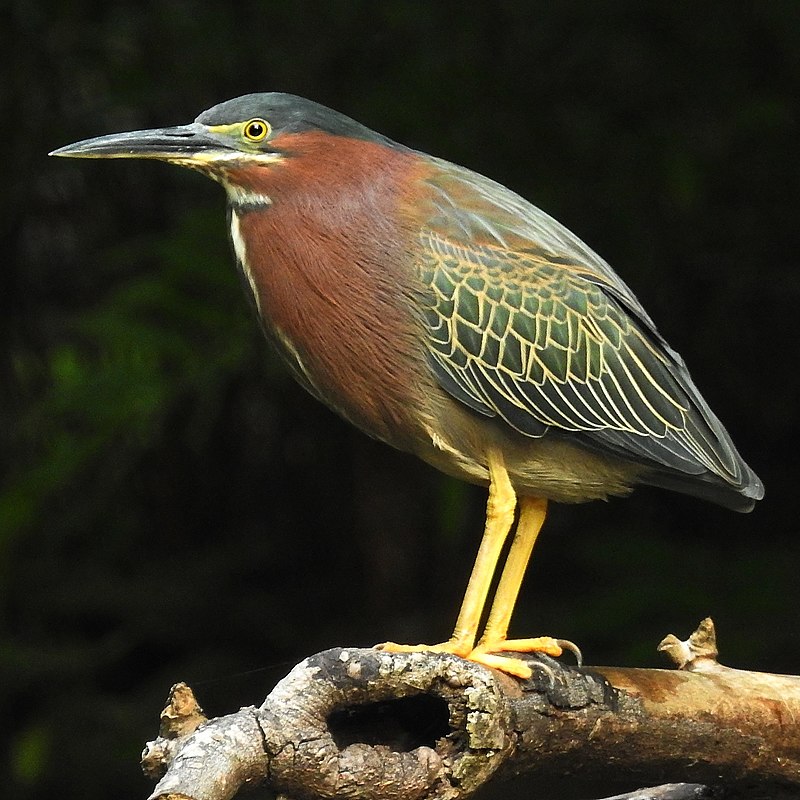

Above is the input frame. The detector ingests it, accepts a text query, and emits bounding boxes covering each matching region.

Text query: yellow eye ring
[243,118,270,142]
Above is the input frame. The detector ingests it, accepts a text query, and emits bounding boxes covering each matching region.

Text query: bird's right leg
[377,449,516,657]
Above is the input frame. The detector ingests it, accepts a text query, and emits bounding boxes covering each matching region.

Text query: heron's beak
[50,123,241,165]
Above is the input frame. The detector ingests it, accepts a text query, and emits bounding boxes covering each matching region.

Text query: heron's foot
[377,635,580,680]
[377,639,533,678]
[470,636,583,679]
[376,638,472,658]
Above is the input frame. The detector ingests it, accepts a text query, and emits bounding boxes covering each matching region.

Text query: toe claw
[528,659,557,687]
[556,639,583,667]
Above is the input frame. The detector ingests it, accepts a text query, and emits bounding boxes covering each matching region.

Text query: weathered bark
[141,620,800,800]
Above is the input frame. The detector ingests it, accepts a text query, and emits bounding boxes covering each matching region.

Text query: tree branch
[141,620,800,800]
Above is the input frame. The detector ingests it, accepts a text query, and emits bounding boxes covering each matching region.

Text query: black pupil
[248,122,264,138]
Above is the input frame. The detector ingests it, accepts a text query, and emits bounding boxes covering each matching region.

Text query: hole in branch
[328,694,451,752]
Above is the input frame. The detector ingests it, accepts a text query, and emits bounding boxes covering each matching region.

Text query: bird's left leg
[469,496,563,678]
[377,448,516,658]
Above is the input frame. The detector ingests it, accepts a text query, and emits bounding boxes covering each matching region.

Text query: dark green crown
[196,93,396,146]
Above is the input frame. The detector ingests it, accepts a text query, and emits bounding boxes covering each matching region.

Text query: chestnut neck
[219,133,430,449]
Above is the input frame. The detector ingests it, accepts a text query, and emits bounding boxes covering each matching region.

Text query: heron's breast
[226,165,432,449]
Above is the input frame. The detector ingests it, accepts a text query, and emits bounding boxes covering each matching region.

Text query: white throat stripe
[230,211,262,315]
[225,184,273,209]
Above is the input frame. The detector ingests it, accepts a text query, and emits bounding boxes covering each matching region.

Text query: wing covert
[418,229,739,481]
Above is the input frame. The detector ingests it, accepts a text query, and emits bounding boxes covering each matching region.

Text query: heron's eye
[243,118,270,142]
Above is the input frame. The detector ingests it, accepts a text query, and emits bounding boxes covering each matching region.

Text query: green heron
[52,93,763,679]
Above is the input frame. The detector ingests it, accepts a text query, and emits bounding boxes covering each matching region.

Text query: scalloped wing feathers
[417,160,763,508]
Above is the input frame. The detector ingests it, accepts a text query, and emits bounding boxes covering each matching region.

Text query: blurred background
[3,2,799,799]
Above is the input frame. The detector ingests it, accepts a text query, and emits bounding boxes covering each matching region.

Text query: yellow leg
[480,496,548,644]
[470,497,562,678]
[447,450,517,651]
[379,462,573,680]
[378,449,516,657]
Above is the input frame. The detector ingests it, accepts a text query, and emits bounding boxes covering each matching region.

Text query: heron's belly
[412,393,645,503]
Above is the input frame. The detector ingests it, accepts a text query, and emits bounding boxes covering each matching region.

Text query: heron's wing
[417,160,751,486]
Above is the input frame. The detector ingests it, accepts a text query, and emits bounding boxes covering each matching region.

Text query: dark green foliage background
[3,3,799,798]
